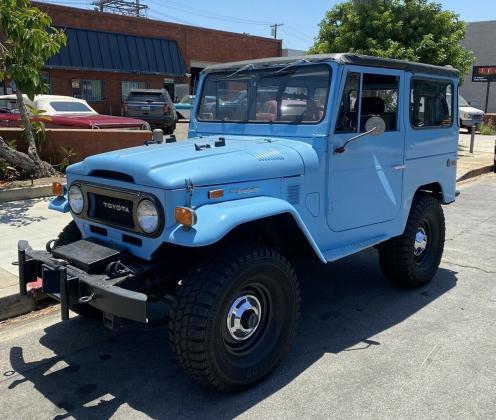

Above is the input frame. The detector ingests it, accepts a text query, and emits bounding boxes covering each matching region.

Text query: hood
[68,136,305,189]
[459,106,484,115]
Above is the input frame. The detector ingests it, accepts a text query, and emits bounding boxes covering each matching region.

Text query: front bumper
[461,118,483,127]
[125,114,175,126]
[18,239,150,323]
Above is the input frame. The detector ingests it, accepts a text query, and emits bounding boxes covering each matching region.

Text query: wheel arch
[163,197,326,263]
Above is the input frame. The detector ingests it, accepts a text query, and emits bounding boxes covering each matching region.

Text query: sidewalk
[457,133,495,181]
[0,197,71,321]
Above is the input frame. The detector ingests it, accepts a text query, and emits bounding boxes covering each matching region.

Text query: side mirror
[334,117,386,154]
[364,117,386,136]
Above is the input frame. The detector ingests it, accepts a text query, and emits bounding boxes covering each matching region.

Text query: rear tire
[169,243,300,392]
[379,194,445,288]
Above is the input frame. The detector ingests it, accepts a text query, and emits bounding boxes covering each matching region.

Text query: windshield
[197,64,331,124]
[458,95,470,107]
[49,101,94,113]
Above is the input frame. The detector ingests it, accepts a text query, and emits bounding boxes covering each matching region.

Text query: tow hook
[78,292,95,304]
[105,260,133,278]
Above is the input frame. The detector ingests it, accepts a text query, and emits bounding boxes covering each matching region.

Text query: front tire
[168,244,300,392]
[379,194,445,288]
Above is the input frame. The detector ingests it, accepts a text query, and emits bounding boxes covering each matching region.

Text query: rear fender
[164,196,326,262]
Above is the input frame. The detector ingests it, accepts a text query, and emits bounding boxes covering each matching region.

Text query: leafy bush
[480,122,496,136]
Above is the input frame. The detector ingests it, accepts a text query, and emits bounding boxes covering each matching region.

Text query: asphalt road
[0,175,495,419]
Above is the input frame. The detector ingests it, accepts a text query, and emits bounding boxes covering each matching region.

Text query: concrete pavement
[457,133,495,181]
[0,174,494,419]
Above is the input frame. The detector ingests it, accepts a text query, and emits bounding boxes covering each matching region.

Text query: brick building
[1,2,282,115]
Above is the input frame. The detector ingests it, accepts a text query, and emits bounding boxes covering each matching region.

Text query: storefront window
[121,81,148,100]
[73,80,104,101]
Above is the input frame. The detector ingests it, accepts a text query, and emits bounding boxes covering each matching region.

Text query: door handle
[393,164,406,170]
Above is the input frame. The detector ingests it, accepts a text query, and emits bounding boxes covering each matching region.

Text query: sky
[39,0,496,51]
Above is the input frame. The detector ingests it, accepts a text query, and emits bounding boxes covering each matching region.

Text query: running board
[322,235,388,262]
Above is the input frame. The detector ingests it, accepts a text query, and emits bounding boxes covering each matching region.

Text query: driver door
[327,67,405,232]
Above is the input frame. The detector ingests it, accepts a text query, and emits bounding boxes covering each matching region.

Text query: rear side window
[126,92,168,103]
[410,79,453,128]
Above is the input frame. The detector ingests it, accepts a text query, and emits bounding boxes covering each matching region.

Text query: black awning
[46,27,187,76]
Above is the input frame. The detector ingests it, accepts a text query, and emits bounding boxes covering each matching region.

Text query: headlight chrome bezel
[136,199,160,234]
[68,184,84,214]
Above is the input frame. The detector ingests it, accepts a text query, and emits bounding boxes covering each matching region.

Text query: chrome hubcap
[226,294,262,341]
[414,227,428,257]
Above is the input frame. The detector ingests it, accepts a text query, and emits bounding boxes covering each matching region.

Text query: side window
[335,72,360,133]
[410,79,453,128]
[360,74,399,132]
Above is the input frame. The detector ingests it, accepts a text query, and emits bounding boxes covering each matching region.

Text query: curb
[0,185,54,203]
[0,283,50,322]
[0,289,34,322]
[456,165,494,183]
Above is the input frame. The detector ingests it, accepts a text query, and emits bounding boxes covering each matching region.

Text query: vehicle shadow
[7,249,457,419]
[0,198,48,227]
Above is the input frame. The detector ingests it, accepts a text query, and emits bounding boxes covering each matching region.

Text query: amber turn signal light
[208,189,224,199]
[52,182,64,196]
[175,207,197,228]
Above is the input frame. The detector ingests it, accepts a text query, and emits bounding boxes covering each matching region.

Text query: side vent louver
[287,185,300,205]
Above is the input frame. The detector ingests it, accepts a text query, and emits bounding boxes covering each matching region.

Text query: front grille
[91,193,135,228]
[74,183,163,237]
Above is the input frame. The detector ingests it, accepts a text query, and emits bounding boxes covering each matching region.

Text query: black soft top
[203,53,459,78]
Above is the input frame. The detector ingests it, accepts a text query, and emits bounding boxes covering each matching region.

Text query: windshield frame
[196,63,332,126]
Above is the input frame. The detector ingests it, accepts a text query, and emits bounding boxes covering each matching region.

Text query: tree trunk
[0,91,56,178]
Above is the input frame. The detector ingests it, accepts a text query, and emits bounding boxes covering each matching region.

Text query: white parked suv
[459,95,484,130]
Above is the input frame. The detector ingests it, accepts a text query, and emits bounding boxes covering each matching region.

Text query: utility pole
[270,23,283,39]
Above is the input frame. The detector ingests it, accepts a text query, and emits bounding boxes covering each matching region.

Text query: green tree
[309,0,474,77]
[0,0,66,178]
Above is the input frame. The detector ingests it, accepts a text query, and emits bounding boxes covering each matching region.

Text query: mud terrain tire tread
[168,243,300,392]
[379,194,445,288]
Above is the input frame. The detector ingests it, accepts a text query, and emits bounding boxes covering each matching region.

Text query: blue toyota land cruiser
[18,54,459,392]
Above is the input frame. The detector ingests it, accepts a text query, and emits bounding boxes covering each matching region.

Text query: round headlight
[137,199,159,234]
[68,185,84,214]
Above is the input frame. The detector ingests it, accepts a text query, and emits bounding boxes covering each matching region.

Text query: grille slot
[90,170,134,183]
[90,225,107,236]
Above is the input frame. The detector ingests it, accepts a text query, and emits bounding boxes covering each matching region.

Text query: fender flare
[48,195,70,213]
[164,196,326,263]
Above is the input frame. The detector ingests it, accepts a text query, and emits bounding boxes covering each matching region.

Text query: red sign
[472,66,496,82]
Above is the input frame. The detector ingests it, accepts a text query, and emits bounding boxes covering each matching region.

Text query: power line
[147,0,273,26]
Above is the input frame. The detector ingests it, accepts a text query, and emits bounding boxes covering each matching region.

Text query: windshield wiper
[225,63,255,79]
[259,58,310,79]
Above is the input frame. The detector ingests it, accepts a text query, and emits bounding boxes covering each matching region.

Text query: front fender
[164,196,326,263]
